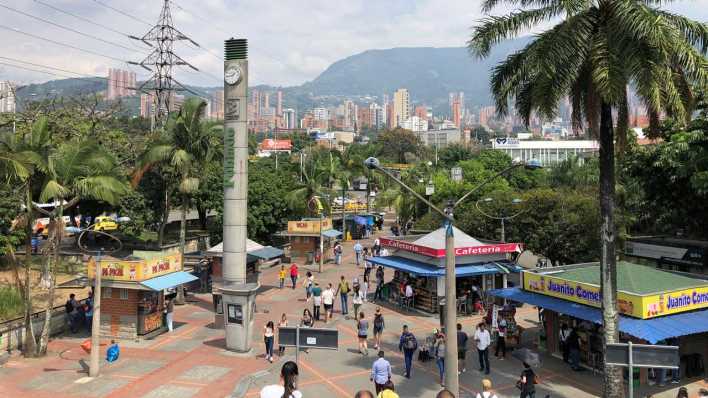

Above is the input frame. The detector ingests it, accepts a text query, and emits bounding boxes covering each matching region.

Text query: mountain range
[16,38,530,113]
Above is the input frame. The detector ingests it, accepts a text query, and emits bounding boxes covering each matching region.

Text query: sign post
[605,342,679,398]
[278,326,338,365]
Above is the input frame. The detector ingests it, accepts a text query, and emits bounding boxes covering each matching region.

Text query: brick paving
[2,228,708,397]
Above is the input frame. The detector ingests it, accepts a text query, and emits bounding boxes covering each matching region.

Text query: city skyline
[0,0,704,88]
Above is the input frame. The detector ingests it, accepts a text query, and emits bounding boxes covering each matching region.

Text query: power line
[0,2,145,54]
[33,0,152,51]
[0,24,127,64]
[91,0,153,27]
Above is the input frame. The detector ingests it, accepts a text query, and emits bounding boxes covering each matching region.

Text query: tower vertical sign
[220,38,258,353]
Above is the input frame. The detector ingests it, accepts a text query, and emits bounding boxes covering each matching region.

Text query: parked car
[93,216,118,231]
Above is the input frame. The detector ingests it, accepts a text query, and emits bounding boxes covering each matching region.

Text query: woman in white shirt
[277,314,288,356]
[264,321,275,363]
[260,361,302,398]
[474,378,498,398]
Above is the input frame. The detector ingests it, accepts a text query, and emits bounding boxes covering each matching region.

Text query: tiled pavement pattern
[2,228,708,397]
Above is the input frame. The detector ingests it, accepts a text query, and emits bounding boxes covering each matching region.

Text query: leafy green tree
[470,0,706,392]
[437,143,476,168]
[378,127,423,163]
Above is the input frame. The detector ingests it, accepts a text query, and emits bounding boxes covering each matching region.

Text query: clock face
[225,66,241,85]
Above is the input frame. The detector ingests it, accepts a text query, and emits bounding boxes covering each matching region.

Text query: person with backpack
[434,331,446,386]
[398,325,418,378]
[353,285,364,321]
[517,362,537,398]
[336,275,351,316]
[373,308,385,350]
[457,323,469,373]
[476,378,499,398]
[65,293,79,333]
[374,266,385,301]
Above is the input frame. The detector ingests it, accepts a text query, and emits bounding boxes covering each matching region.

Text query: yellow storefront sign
[523,272,708,319]
[287,218,332,234]
[87,250,182,282]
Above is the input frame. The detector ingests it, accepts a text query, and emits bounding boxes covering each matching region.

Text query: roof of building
[412,226,483,250]
[549,262,707,295]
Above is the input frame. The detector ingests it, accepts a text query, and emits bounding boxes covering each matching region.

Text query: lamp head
[364,157,380,170]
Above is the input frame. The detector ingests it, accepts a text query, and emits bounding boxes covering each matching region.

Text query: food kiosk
[87,248,198,340]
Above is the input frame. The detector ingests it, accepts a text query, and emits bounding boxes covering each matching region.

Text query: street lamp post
[364,157,541,397]
[475,197,527,242]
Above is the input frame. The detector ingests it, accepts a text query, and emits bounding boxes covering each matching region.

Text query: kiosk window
[120,289,129,300]
[103,287,112,298]
[227,304,243,325]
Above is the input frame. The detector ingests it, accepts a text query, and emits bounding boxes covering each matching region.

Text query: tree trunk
[175,195,187,305]
[23,185,38,357]
[38,207,62,356]
[157,189,170,246]
[599,101,623,398]
[197,206,208,230]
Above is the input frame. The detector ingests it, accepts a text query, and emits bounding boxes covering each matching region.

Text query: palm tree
[33,138,126,355]
[137,98,218,280]
[470,1,706,395]
[1,117,50,357]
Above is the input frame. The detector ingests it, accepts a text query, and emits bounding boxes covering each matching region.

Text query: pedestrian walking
[370,350,392,395]
[373,308,385,350]
[559,323,570,363]
[260,361,301,398]
[354,241,363,266]
[363,276,369,302]
[353,285,364,321]
[289,263,299,289]
[398,325,418,378]
[364,248,373,280]
[165,297,175,332]
[374,266,385,301]
[303,271,314,301]
[312,282,322,321]
[567,328,582,371]
[475,379,499,398]
[373,238,381,256]
[517,362,537,398]
[457,323,469,373]
[336,276,351,316]
[334,242,343,265]
[357,311,369,355]
[474,322,491,375]
[434,331,446,386]
[264,321,275,362]
[322,283,335,322]
[278,313,288,356]
[495,318,507,359]
[278,265,287,289]
[300,309,313,354]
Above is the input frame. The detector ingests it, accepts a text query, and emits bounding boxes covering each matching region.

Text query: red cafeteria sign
[379,237,521,258]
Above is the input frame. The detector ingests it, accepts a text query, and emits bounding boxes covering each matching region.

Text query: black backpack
[65,300,73,314]
[404,333,417,350]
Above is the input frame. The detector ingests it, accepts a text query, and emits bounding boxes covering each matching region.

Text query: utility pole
[129,0,200,130]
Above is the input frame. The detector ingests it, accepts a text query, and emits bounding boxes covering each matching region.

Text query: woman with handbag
[517,362,537,398]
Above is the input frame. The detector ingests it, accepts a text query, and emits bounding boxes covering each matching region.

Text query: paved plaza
[1,232,707,398]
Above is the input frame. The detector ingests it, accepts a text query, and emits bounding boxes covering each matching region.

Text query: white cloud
[0,0,706,87]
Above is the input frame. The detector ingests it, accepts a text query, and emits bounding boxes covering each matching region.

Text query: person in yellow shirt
[278,265,286,289]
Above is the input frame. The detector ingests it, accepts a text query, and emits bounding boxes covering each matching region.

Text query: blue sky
[0,0,706,87]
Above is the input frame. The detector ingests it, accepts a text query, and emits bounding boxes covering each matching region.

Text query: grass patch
[0,287,23,320]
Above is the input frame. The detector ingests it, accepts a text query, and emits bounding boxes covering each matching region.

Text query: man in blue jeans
[335,276,350,315]
[398,325,418,378]
[353,241,363,266]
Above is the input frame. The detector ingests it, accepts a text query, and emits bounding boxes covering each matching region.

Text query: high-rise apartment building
[283,108,296,129]
[276,91,283,116]
[140,93,155,119]
[313,107,329,121]
[212,90,224,120]
[0,81,16,113]
[450,92,464,128]
[106,68,136,100]
[264,92,270,110]
[414,105,428,121]
[393,88,410,128]
[480,106,496,127]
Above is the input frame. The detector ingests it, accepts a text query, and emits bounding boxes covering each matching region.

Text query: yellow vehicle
[93,216,118,231]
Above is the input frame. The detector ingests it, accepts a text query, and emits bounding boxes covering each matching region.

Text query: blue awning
[322,229,343,238]
[368,256,517,278]
[140,271,199,291]
[368,256,441,277]
[249,246,284,260]
[488,288,708,343]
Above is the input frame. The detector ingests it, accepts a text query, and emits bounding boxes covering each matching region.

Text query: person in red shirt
[289,264,299,289]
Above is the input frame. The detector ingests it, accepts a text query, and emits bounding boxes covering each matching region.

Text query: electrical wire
[91,0,153,27]
[0,24,128,64]
[0,2,145,54]
[33,0,152,51]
